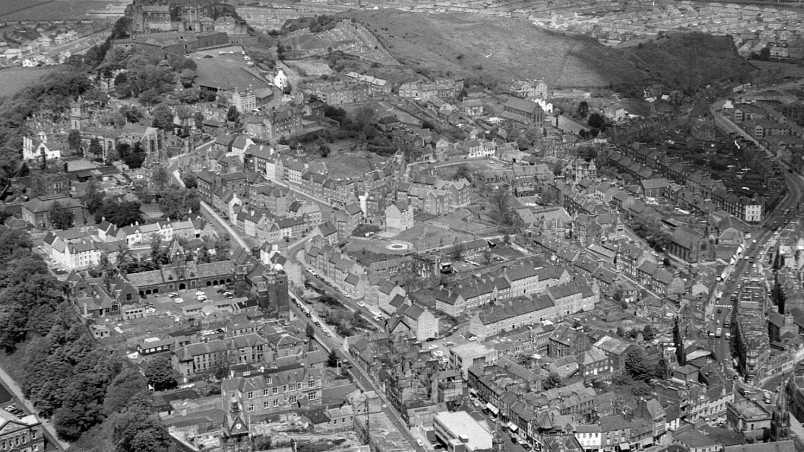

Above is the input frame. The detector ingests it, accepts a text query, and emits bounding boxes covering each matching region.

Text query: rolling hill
[339,10,754,89]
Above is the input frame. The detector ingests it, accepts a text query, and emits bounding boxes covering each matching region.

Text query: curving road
[709,107,804,378]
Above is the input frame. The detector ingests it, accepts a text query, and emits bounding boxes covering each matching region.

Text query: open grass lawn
[393,223,474,251]
[318,149,388,178]
[0,67,59,98]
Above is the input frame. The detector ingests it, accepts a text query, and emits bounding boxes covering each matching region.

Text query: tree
[120,105,143,123]
[577,101,589,118]
[192,111,204,129]
[306,323,315,339]
[150,235,168,266]
[214,238,231,261]
[759,47,771,60]
[109,393,169,452]
[451,238,464,261]
[151,104,174,131]
[587,112,606,130]
[178,69,196,88]
[327,350,338,368]
[543,372,561,390]
[642,325,655,342]
[67,130,81,152]
[489,188,518,231]
[150,167,170,191]
[50,202,74,229]
[453,165,473,183]
[95,200,143,227]
[319,145,330,158]
[89,137,103,160]
[143,355,177,391]
[624,347,651,382]
[181,173,197,189]
[226,106,240,123]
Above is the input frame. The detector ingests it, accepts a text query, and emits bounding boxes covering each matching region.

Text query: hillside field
[340,10,754,89]
[0,67,60,98]
[0,0,115,21]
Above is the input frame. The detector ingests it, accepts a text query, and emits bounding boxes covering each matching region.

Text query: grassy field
[0,67,58,98]
[621,32,755,88]
[317,149,388,178]
[341,10,648,88]
[0,0,52,18]
[340,10,754,89]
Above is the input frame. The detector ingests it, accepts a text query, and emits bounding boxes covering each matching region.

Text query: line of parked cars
[4,403,23,417]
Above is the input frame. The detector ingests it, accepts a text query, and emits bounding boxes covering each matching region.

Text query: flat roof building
[433,411,493,452]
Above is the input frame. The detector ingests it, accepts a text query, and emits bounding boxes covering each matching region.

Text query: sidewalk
[0,362,69,451]
[295,250,363,301]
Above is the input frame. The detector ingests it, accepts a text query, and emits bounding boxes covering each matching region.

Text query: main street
[709,106,804,378]
[288,297,424,452]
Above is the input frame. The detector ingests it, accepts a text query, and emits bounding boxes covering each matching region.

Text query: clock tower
[222,398,252,452]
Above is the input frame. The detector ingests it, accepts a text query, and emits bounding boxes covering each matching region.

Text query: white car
[145,308,156,314]
[357,302,367,308]
[427,344,438,351]
[174,298,185,304]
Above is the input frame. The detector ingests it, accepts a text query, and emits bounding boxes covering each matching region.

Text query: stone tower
[70,96,89,131]
[771,382,791,442]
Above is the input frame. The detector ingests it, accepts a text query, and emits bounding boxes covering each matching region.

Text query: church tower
[70,96,89,131]
[771,382,791,442]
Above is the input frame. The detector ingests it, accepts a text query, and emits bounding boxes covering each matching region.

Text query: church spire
[771,381,791,442]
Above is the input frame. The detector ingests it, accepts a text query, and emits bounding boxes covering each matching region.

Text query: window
[247,403,254,412]
[247,392,254,399]
[263,389,270,397]
[263,401,270,409]
[273,399,279,407]
[290,395,297,403]
[297,382,303,390]
[283,385,288,393]
[272,387,278,395]
[308,392,316,401]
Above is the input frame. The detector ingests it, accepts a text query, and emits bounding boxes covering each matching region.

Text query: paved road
[288,300,423,452]
[0,363,68,451]
[709,108,804,378]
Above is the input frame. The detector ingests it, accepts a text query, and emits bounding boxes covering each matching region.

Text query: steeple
[771,381,791,441]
